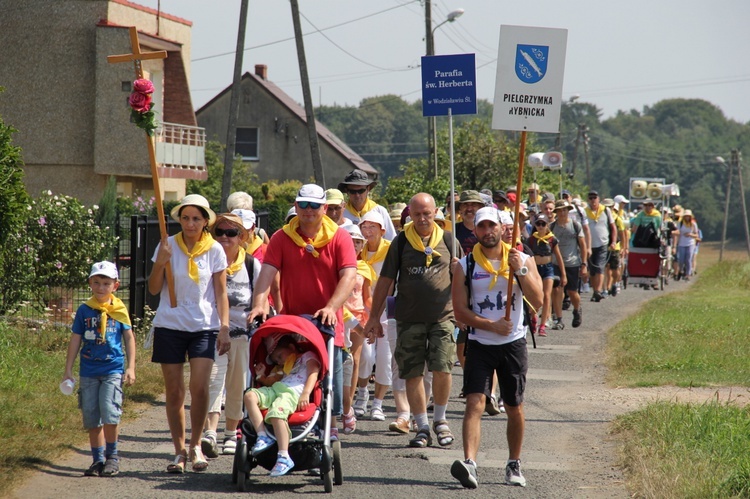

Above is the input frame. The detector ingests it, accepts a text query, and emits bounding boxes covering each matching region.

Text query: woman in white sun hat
[148,194,230,474]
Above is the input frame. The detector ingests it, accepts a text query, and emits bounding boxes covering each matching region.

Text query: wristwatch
[514,266,529,277]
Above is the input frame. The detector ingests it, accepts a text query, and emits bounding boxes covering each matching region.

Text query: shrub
[25,191,118,308]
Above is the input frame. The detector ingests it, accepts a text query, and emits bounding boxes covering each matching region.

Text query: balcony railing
[155,122,206,174]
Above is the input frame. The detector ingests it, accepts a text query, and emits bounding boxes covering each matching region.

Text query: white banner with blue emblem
[492,25,567,133]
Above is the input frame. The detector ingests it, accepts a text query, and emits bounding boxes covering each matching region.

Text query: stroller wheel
[234,435,249,491]
[333,440,343,485]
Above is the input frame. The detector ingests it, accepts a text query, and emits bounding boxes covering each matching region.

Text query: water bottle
[60,378,76,396]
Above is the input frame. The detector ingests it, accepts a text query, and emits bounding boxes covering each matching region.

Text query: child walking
[62,261,135,476]
[244,334,321,476]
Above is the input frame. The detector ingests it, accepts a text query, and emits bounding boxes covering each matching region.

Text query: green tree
[187,141,258,210]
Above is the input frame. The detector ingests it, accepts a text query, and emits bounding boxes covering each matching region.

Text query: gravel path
[16,277,743,498]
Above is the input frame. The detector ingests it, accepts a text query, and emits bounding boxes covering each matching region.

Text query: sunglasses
[535,221,547,227]
[588,196,598,200]
[214,227,240,237]
[348,188,367,195]
[297,201,322,210]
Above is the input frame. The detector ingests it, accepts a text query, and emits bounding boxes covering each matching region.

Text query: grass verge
[609,257,750,497]
[0,321,164,497]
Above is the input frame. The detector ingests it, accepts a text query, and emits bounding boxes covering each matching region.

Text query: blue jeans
[332,346,343,417]
[677,246,693,276]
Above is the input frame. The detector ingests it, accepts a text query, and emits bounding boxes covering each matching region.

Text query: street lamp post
[425,3,464,178]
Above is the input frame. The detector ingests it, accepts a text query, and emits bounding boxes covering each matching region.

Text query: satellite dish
[528,152,544,168]
[542,151,563,170]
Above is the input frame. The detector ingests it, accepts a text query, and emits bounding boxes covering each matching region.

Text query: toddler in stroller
[244,333,321,475]
[233,314,342,492]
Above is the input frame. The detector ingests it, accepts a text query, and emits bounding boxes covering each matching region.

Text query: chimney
[255,64,268,80]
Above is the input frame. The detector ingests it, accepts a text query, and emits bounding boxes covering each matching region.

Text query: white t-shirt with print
[280,350,321,396]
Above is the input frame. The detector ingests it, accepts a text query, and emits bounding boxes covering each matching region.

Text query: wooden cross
[108,26,176,307]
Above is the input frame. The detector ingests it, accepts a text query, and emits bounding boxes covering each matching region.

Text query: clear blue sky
[142,0,750,124]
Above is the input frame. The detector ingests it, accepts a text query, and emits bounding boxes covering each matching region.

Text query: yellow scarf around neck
[85,295,131,342]
[175,232,216,285]
[585,205,605,221]
[356,259,378,285]
[246,234,263,256]
[532,231,554,244]
[644,207,659,217]
[282,352,297,375]
[472,241,511,291]
[282,215,339,258]
[404,221,443,267]
[346,198,378,219]
[226,247,246,276]
[360,238,390,266]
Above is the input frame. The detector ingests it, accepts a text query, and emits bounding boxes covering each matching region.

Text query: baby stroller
[625,247,664,290]
[231,314,342,492]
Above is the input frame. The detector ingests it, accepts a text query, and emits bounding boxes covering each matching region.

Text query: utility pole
[290,0,325,187]
[719,153,734,262]
[571,124,581,178]
[425,0,438,178]
[733,150,750,257]
[582,124,591,188]
[220,0,249,212]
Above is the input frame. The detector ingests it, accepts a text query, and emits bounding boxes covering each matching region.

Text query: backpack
[633,220,659,248]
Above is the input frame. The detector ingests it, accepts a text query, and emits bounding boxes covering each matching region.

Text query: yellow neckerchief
[84,294,131,342]
[346,198,378,219]
[361,238,390,266]
[356,259,377,285]
[585,204,605,221]
[532,230,554,244]
[281,215,339,258]
[644,207,659,217]
[246,233,263,255]
[282,352,297,375]
[175,231,216,284]
[226,247,246,276]
[404,221,443,267]
[472,241,511,290]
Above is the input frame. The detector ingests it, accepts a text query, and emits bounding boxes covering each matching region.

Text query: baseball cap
[475,207,500,226]
[614,194,629,204]
[587,190,599,197]
[296,184,326,204]
[535,213,551,224]
[325,188,345,205]
[89,261,119,280]
[231,208,256,229]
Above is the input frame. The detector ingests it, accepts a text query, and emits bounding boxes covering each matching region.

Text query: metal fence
[3,211,272,330]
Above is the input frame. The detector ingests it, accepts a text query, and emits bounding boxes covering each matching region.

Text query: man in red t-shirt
[248,184,357,434]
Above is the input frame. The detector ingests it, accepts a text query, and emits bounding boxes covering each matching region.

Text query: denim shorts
[79,373,123,429]
[536,262,555,280]
[151,327,217,364]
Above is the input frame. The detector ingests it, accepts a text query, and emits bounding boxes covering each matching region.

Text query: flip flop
[166,453,186,474]
[189,446,208,472]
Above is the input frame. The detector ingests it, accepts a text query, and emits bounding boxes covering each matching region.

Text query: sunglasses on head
[214,227,240,237]
[348,188,367,195]
[297,201,322,210]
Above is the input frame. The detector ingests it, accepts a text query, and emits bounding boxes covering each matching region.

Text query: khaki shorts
[395,320,456,379]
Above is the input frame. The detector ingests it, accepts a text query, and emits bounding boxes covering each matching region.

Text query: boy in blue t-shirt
[62,261,135,477]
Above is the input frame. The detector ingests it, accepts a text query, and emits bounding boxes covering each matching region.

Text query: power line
[191,1,421,63]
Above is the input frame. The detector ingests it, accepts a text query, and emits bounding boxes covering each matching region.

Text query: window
[235,127,259,160]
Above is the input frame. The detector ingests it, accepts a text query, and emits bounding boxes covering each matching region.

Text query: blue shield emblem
[515,44,549,84]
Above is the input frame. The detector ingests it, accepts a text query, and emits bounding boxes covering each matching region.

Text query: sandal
[189,446,208,472]
[408,427,433,448]
[433,419,454,447]
[166,453,187,474]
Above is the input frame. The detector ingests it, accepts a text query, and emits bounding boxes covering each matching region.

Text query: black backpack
[633,221,659,248]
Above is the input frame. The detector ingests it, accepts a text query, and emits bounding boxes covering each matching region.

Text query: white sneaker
[505,460,526,487]
[353,390,369,417]
[370,407,385,421]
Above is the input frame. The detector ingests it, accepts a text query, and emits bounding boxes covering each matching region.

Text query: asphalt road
[14,279,693,498]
